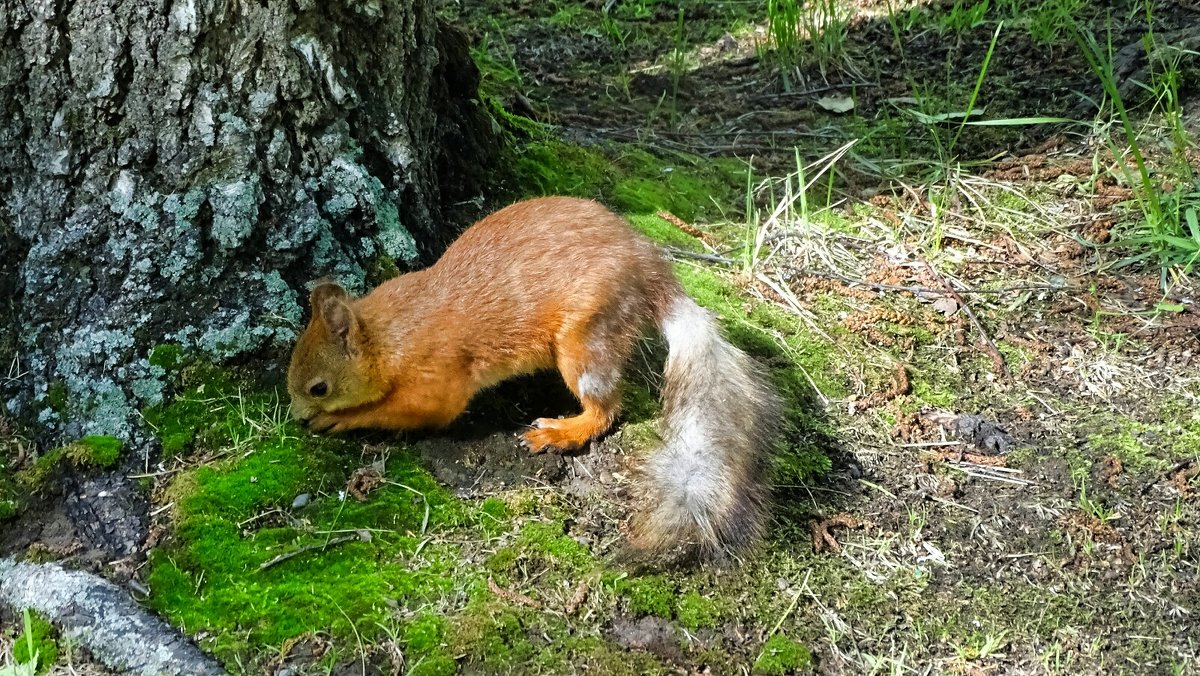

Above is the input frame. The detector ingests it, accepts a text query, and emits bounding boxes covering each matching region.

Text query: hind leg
[521,326,631,453]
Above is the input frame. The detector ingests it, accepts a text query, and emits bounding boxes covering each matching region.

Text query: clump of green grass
[764,0,851,86]
[8,610,58,675]
[1073,19,1200,283]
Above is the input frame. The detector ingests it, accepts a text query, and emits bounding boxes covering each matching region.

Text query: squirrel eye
[309,382,328,397]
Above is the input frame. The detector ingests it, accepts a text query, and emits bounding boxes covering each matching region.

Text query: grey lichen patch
[374,198,419,263]
[208,177,261,251]
[318,154,420,266]
[36,329,144,437]
[174,271,302,358]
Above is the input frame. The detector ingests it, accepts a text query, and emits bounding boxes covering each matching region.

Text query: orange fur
[288,197,675,451]
[288,196,781,559]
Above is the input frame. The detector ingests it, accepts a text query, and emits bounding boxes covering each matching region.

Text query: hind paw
[520,418,591,454]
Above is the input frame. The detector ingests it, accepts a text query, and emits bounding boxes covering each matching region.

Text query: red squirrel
[287,197,780,558]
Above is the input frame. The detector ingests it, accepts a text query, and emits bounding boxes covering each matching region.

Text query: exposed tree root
[0,558,224,675]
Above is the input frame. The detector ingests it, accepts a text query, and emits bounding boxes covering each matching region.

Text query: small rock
[291,493,311,509]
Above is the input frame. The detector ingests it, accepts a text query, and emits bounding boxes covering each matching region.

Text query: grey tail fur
[631,294,781,560]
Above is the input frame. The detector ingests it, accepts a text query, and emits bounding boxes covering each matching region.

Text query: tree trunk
[0,0,498,445]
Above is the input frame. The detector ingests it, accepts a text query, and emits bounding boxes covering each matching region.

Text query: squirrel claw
[520,425,557,455]
[308,413,339,433]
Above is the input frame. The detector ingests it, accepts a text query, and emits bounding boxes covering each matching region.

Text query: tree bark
[0,0,498,444]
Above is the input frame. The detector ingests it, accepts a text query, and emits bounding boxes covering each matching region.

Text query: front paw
[308,412,341,433]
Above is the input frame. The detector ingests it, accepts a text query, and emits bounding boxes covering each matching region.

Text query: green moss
[445,604,539,673]
[404,613,448,654]
[141,367,273,458]
[753,634,813,675]
[1087,427,1161,472]
[148,343,184,371]
[477,496,511,535]
[626,213,704,251]
[499,489,540,516]
[404,611,457,674]
[513,140,610,197]
[17,448,65,489]
[12,610,59,673]
[409,653,458,676]
[676,590,721,630]
[147,438,469,662]
[488,520,595,580]
[619,575,675,617]
[45,380,69,413]
[0,498,19,521]
[67,435,123,468]
[510,139,744,223]
[911,376,957,409]
[479,496,509,521]
[368,254,402,285]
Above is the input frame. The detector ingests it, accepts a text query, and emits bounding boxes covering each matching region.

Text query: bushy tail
[632,295,781,560]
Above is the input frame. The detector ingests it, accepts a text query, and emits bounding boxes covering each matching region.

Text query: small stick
[920,260,1010,379]
[258,534,357,571]
[665,247,734,265]
[928,495,980,514]
[930,449,1008,467]
[488,577,542,609]
[943,464,1032,486]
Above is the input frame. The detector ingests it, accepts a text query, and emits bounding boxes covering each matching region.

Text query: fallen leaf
[932,296,959,316]
[817,94,854,113]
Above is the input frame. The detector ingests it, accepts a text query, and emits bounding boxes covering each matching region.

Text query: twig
[750,81,880,102]
[488,577,542,609]
[941,463,1032,486]
[928,495,980,514]
[258,534,357,571]
[929,449,1008,467]
[920,259,1010,379]
[664,247,735,265]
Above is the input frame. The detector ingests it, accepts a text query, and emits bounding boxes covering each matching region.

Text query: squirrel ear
[309,279,348,311]
[320,297,359,351]
[308,279,360,352]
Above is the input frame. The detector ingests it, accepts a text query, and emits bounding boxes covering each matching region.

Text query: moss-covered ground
[4,0,1200,673]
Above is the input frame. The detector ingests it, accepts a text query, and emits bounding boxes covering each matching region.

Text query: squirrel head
[287,281,386,422]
